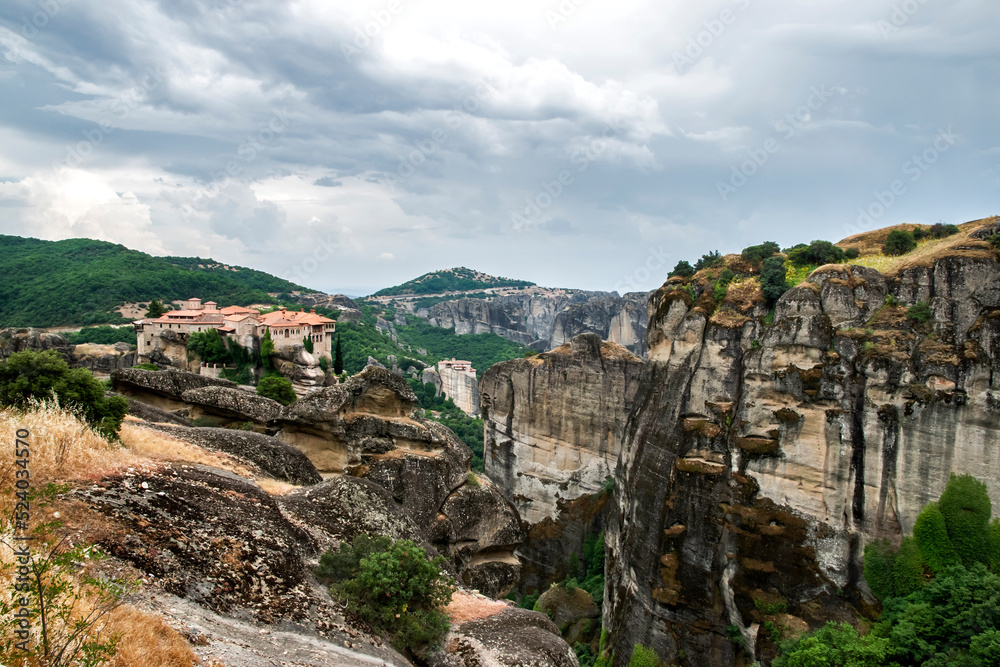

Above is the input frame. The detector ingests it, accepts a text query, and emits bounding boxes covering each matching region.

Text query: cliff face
[482,333,644,526]
[605,243,1000,663]
[422,291,649,356]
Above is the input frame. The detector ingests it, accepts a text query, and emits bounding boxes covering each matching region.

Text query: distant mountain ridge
[371,267,536,297]
[0,235,311,328]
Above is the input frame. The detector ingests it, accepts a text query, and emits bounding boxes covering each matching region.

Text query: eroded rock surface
[433,609,579,667]
[606,243,1000,663]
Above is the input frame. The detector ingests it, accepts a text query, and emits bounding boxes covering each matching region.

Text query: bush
[939,473,992,568]
[912,227,927,241]
[695,251,724,271]
[628,643,660,667]
[670,261,695,278]
[317,535,454,653]
[741,241,780,266]
[187,328,231,365]
[256,375,296,405]
[845,247,860,259]
[884,230,917,256]
[66,325,138,346]
[787,240,846,266]
[774,622,887,667]
[0,350,128,439]
[906,301,932,323]
[761,256,789,303]
[913,501,960,573]
[132,363,160,371]
[318,356,329,372]
[302,336,314,354]
[930,222,960,238]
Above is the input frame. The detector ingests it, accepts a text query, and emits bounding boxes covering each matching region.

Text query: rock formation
[113,365,527,599]
[0,327,74,360]
[605,232,1000,663]
[419,291,649,356]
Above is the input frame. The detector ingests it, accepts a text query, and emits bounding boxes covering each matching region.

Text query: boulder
[180,386,283,423]
[432,608,578,667]
[0,328,73,361]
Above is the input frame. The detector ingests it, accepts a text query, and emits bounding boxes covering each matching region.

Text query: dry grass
[104,605,199,667]
[119,419,255,478]
[444,590,510,624]
[256,478,301,495]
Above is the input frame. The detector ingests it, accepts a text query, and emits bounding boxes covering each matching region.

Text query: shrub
[318,356,329,372]
[302,336,314,354]
[845,247,860,259]
[0,350,128,440]
[787,240,846,266]
[774,622,887,667]
[989,233,1000,250]
[628,643,660,667]
[256,376,296,405]
[187,329,231,365]
[519,593,539,610]
[132,363,160,371]
[930,222,960,238]
[912,227,927,240]
[939,473,992,568]
[316,535,454,653]
[906,301,931,322]
[913,501,960,573]
[760,256,789,303]
[741,241,780,266]
[695,251,724,271]
[670,261,695,278]
[884,230,917,256]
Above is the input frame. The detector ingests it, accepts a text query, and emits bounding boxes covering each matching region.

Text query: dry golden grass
[256,478,301,495]
[118,419,255,479]
[105,605,199,667]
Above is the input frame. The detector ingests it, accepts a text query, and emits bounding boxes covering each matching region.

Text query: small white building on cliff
[437,358,480,416]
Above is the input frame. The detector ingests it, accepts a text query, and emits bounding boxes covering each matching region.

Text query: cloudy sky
[0,0,997,295]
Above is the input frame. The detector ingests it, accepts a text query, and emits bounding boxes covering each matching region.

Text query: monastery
[134,297,337,359]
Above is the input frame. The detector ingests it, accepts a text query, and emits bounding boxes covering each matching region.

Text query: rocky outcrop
[0,327,74,360]
[434,608,579,667]
[111,368,241,413]
[482,334,644,525]
[140,328,193,370]
[605,246,1000,664]
[293,292,363,323]
[180,385,284,423]
[72,342,138,374]
[421,291,650,356]
[142,424,322,485]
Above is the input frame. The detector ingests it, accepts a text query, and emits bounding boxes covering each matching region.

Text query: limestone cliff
[419,290,649,356]
[605,227,1000,664]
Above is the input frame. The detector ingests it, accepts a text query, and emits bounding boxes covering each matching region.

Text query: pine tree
[334,334,344,375]
[145,299,167,318]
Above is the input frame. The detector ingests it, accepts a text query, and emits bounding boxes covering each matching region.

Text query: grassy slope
[373,267,535,297]
[0,235,308,327]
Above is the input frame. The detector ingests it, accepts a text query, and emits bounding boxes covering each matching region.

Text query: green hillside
[0,235,308,327]
[372,267,534,297]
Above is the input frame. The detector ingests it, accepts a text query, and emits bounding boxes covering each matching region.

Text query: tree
[695,250,724,271]
[628,643,660,667]
[938,473,992,568]
[670,261,695,278]
[333,334,344,375]
[741,241,780,266]
[761,256,789,303]
[316,535,454,653]
[187,329,231,364]
[260,328,275,368]
[884,230,917,256]
[787,240,846,266]
[906,301,931,323]
[256,375,296,405]
[0,350,128,439]
[302,335,314,354]
[774,622,888,667]
[144,299,167,318]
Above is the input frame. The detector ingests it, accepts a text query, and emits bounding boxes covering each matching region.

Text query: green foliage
[0,235,307,327]
[914,502,961,573]
[713,269,736,301]
[318,355,330,372]
[316,535,454,653]
[66,326,137,346]
[187,328,231,364]
[670,260,695,278]
[906,301,932,323]
[519,593,540,610]
[939,473,992,568]
[397,318,530,377]
[145,299,168,318]
[407,377,485,470]
[257,375,296,405]
[260,328,274,367]
[845,247,861,259]
[302,335,314,354]
[412,292,490,310]
[761,256,789,303]
[753,596,788,615]
[929,222,960,239]
[774,622,888,667]
[741,241,781,266]
[334,334,344,375]
[628,643,661,667]
[885,230,918,256]
[374,267,535,297]
[575,642,596,667]
[132,363,160,371]
[989,233,1000,250]
[892,536,927,598]
[695,250,724,271]
[863,539,898,601]
[0,350,128,439]
[786,240,847,266]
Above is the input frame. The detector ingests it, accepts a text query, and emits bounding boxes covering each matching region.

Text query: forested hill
[372,267,535,297]
[0,235,309,327]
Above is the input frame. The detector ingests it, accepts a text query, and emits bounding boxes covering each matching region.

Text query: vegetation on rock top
[372,267,535,297]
